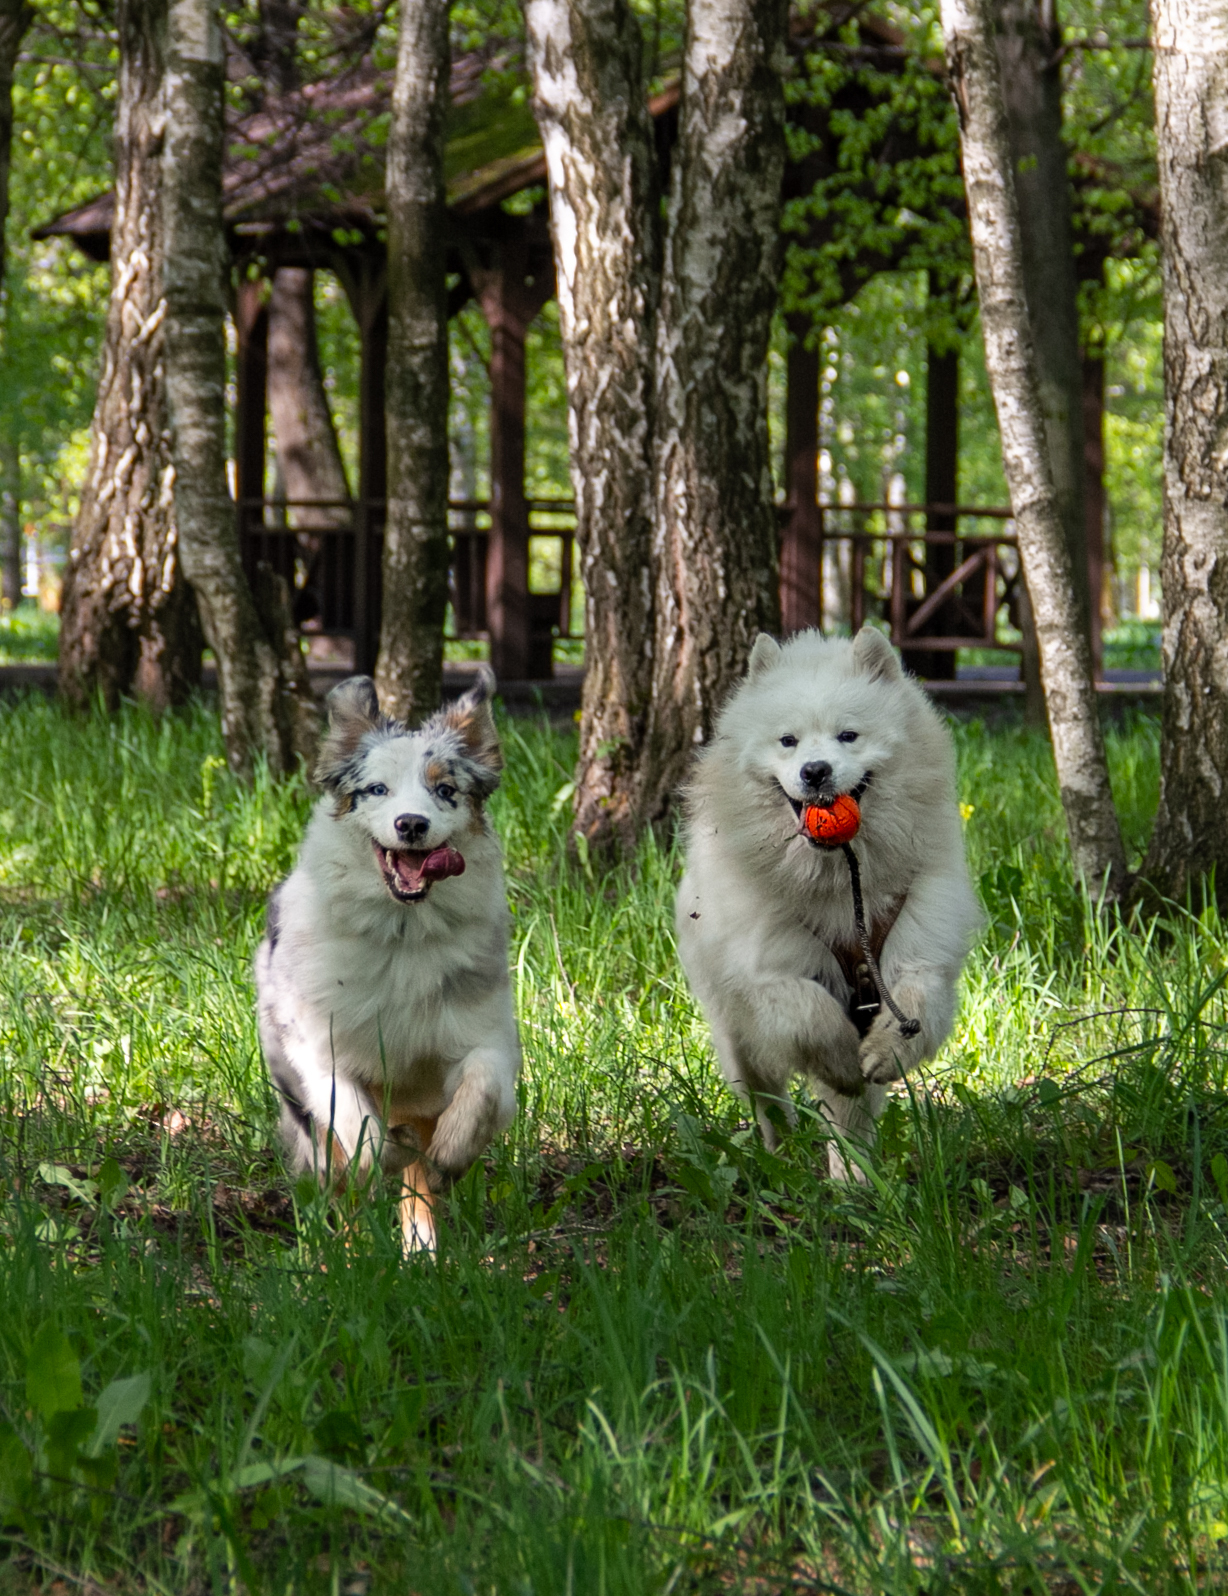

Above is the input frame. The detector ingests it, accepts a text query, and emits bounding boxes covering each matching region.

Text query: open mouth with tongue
[372,841,466,903]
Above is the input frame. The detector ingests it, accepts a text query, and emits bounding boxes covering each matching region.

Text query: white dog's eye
[366,782,389,797]
[837,730,859,744]
[779,735,798,748]
[436,784,456,802]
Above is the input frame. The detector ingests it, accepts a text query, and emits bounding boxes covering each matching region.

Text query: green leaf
[0,1422,33,1513]
[312,1410,365,1462]
[1037,1077,1061,1107]
[1149,1159,1178,1195]
[26,1326,82,1420]
[1211,1152,1228,1210]
[300,1456,415,1527]
[87,1372,151,1457]
[36,1163,98,1205]
[97,1158,129,1207]
[45,1406,96,1480]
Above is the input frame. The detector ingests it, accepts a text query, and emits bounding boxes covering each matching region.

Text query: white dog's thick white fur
[676,627,981,1177]
[255,669,521,1252]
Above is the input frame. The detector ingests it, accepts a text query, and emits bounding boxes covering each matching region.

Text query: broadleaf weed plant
[2,691,1228,1591]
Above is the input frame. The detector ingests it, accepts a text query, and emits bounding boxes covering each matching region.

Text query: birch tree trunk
[943,0,1127,899]
[376,0,450,725]
[0,431,19,610]
[642,0,787,817]
[162,0,316,771]
[1133,0,1228,911]
[525,0,661,848]
[58,0,203,711]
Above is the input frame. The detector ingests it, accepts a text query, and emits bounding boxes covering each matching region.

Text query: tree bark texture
[1135,0,1228,910]
[267,266,352,527]
[995,0,1089,622]
[162,0,316,771]
[644,0,787,816]
[943,0,1127,898]
[0,431,19,609]
[0,0,32,291]
[527,0,787,843]
[58,0,203,712]
[376,0,451,725]
[525,0,661,846]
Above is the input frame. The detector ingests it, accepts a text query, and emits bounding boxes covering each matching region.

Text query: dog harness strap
[831,894,904,1037]
[840,843,921,1039]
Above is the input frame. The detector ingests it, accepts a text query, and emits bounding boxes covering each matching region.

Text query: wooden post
[474,227,553,680]
[233,275,269,578]
[355,281,388,677]
[1082,351,1105,679]
[906,339,959,679]
[781,312,822,633]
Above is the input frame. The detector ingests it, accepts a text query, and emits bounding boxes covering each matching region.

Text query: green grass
[4,693,1228,1593]
[0,606,59,664]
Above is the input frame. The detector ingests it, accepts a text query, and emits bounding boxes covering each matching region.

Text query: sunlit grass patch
[4,691,1228,1592]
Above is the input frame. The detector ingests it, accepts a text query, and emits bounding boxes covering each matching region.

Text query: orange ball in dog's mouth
[800,792,861,847]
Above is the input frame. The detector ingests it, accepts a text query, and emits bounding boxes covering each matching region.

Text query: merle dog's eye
[366,782,388,797]
[780,735,798,749]
[837,730,859,744]
[436,784,456,802]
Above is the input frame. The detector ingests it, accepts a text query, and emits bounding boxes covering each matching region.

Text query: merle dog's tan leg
[389,1113,439,1254]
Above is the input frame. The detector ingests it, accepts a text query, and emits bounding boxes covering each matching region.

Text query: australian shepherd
[255,668,521,1252]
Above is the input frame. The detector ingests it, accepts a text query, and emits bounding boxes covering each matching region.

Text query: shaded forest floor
[2,693,1228,1594]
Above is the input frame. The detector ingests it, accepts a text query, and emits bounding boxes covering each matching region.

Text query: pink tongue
[420,846,465,882]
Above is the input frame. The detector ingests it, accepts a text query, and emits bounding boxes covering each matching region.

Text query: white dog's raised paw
[859,1028,909,1085]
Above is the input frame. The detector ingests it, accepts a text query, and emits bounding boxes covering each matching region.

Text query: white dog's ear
[851,626,902,682]
[748,634,781,680]
[316,676,382,794]
[443,665,503,794]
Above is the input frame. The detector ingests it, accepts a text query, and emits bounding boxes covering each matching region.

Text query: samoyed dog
[675,627,980,1176]
[255,669,521,1252]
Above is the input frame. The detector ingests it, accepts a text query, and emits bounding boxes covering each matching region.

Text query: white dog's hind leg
[813,1081,886,1182]
[707,1017,796,1151]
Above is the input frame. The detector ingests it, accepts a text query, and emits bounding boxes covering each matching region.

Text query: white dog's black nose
[394,812,430,843]
[800,760,833,792]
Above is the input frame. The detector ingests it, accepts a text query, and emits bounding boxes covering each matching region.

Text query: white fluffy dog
[675,627,981,1176]
[255,668,521,1252]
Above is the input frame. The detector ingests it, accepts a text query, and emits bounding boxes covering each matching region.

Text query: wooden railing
[237,495,1019,676]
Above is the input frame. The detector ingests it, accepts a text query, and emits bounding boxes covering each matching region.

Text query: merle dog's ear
[443,665,503,794]
[326,675,380,730]
[316,676,381,793]
[852,626,903,683]
[748,634,781,680]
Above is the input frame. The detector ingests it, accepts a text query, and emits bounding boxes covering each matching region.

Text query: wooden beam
[780,313,822,634]
[904,338,960,679]
[1082,351,1106,679]
[233,274,268,525]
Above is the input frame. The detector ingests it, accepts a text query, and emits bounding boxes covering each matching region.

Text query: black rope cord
[840,842,920,1039]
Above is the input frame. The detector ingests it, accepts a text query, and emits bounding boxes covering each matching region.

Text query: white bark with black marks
[525,0,660,847]
[943,0,1126,898]
[377,0,451,725]
[58,0,202,710]
[162,0,316,771]
[1135,0,1228,909]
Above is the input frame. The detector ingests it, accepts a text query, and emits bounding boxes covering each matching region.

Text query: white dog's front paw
[859,1021,915,1086]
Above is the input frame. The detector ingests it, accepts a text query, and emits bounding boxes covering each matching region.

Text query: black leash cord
[840,842,921,1039]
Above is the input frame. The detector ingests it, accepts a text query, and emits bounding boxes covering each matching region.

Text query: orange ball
[801,792,861,847]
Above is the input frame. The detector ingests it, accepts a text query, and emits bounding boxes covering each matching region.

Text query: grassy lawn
[2,693,1227,1593]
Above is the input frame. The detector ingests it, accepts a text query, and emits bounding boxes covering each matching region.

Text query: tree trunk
[58,0,203,712]
[375,0,450,725]
[995,0,1089,622]
[0,0,32,291]
[162,0,316,771]
[0,430,19,610]
[642,0,787,818]
[267,266,352,526]
[525,0,661,848]
[1133,0,1228,911]
[943,0,1127,899]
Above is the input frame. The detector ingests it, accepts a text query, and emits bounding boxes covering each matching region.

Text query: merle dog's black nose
[394,812,430,843]
[799,760,833,792]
